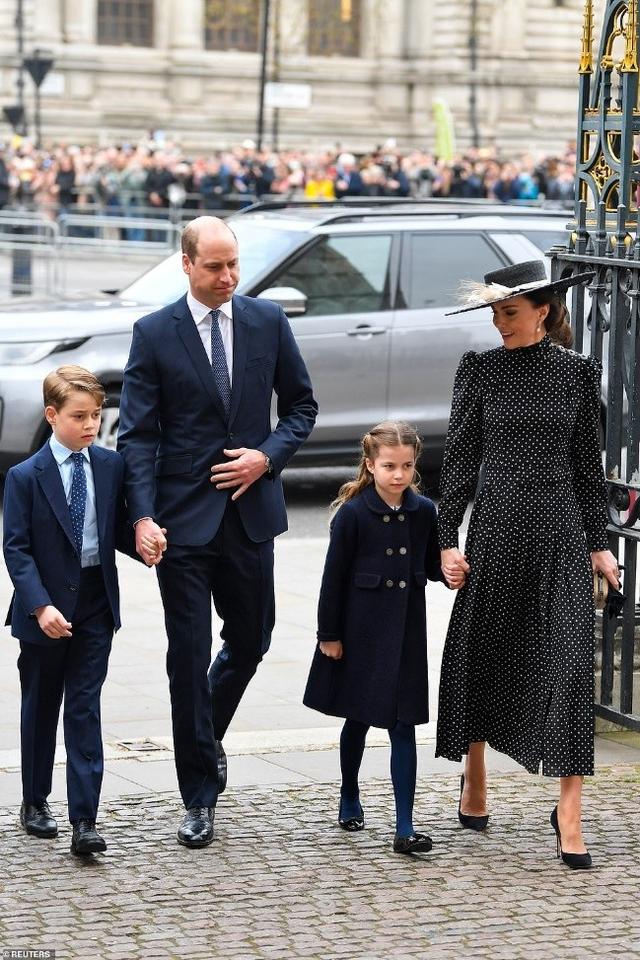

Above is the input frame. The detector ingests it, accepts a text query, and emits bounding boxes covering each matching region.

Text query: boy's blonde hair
[332,420,422,509]
[43,365,105,410]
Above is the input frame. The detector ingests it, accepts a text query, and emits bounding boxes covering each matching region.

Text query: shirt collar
[361,483,420,514]
[49,435,91,464]
[187,291,234,325]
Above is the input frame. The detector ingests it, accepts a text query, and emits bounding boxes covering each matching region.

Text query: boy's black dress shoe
[20,801,58,838]
[177,807,214,848]
[393,832,433,854]
[215,740,227,794]
[71,819,107,855]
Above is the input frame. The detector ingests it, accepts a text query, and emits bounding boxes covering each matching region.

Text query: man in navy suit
[3,365,136,855]
[118,216,317,847]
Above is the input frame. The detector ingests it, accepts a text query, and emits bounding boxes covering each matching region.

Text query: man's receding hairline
[182,217,237,261]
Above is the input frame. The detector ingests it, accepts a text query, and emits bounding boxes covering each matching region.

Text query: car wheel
[96,391,120,450]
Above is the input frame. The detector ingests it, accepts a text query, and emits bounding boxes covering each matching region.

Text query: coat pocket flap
[246,355,271,369]
[354,572,381,589]
[414,571,428,586]
[154,454,193,477]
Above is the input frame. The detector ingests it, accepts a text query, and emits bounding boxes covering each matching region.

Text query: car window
[399,233,506,309]
[521,230,569,253]
[268,234,393,316]
[120,223,302,305]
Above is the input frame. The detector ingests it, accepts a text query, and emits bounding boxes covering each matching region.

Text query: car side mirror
[257,286,308,316]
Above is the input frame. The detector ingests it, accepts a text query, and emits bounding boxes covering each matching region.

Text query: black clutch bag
[593,570,625,617]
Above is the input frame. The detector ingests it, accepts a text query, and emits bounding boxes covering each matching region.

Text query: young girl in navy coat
[304,421,454,854]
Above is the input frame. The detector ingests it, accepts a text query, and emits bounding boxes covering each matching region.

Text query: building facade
[0,0,592,152]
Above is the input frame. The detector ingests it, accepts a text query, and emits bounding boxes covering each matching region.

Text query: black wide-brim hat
[445,259,595,315]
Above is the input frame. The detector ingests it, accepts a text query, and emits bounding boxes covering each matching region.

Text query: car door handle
[346,325,387,336]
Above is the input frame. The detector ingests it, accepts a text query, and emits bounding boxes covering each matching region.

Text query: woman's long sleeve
[571,355,609,552]
[437,351,483,550]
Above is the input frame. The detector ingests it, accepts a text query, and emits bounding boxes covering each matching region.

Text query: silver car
[0,202,569,473]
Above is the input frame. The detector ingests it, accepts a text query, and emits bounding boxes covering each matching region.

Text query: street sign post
[23,49,54,148]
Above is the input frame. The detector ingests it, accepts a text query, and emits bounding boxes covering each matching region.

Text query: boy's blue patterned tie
[210,309,231,417]
[69,451,87,557]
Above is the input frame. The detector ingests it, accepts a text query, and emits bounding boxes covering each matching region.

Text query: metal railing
[553,200,640,733]
[0,210,60,295]
[0,209,182,297]
[550,0,640,732]
[57,212,182,253]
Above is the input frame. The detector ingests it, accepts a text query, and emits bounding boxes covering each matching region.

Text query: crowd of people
[0,136,578,216]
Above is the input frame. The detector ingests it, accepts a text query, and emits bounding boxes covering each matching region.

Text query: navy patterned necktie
[69,451,87,557]
[209,309,231,417]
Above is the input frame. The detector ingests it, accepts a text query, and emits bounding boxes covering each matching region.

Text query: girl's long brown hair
[332,420,422,509]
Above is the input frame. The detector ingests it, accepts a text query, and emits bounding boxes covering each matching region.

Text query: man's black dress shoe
[177,807,214,848]
[71,819,107,855]
[215,740,227,795]
[393,832,433,855]
[20,800,58,839]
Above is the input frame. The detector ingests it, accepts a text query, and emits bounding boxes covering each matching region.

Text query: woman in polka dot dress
[436,260,620,869]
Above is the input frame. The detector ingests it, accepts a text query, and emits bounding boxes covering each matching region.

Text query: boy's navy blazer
[3,442,131,645]
[117,293,317,545]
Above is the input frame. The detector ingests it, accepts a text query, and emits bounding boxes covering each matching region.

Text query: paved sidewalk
[2,503,640,958]
[1,763,639,960]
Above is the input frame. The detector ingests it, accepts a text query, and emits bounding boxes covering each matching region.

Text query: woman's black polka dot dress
[436,336,609,777]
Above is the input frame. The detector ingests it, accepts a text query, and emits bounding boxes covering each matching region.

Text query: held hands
[319,640,343,660]
[210,448,268,500]
[591,549,620,589]
[34,605,72,639]
[135,519,168,567]
[441,548,470,590]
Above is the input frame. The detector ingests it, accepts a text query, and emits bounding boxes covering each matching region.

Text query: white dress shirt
[49,435,100,568]
[187,291,233,384]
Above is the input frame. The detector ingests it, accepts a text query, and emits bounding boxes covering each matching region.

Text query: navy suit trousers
[18,566,113,822]
[156,500,275,809]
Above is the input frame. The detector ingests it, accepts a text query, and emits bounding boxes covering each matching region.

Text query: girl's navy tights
[339,717,417,837]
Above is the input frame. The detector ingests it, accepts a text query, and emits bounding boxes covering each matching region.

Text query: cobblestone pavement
[1,766,639,960]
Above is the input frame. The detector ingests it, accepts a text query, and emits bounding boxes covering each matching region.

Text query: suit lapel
[35,444,76,551]
[89,446,110,548]
[229,296,249,427]
[173,296,228,421]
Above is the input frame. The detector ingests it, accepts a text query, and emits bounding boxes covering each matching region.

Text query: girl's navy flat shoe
[338,799,365,831]
[393,832,432,854]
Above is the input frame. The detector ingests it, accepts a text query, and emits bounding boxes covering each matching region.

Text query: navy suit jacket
[117,293,317,545]
[3,443,132,645]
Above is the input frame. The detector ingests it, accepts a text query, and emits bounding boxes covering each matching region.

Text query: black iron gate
[550,0,640,730]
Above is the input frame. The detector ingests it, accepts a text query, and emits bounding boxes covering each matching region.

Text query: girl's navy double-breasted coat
[303,484,442,729]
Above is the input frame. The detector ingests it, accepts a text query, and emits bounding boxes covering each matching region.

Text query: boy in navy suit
[3,365,140,855]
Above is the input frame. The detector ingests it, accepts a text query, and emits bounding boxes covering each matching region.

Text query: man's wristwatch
[263,454,273,475]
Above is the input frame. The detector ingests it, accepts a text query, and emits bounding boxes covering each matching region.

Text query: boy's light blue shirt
[49,435,100,568]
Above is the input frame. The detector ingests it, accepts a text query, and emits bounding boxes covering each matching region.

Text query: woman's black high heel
[550,806,592,870]
[458,774,489,831]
